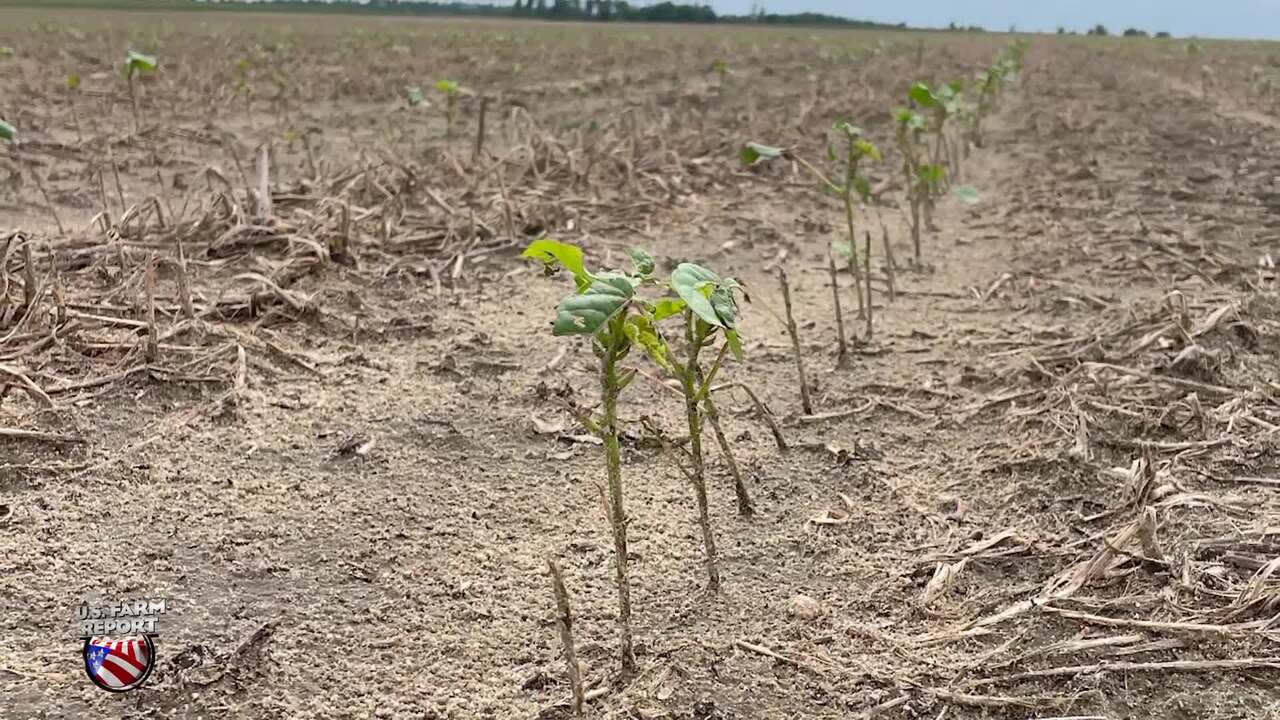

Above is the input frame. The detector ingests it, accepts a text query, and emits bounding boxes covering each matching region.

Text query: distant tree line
[170,0,903,28]
[1065,24,1172,38]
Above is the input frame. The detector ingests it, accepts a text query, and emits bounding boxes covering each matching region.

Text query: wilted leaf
[626,247,654,277]
[523,238,592,292]
[922,558,967,607]
[624,313,674,373]
[740,141,784,166]
[0,47,14,58]
[405,85,424,106]
[724,329,744,361]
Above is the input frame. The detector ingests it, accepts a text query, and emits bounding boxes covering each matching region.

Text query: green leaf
[740,141,784,166]
[918,163,946,187]
[833,120,863,138]
[953,185,981,204]
[65,72,81,91]
[624,313,675,373]
[0,46,14,58]
[854,138,881,161]
[616,367,638,391]
[125,50,157,76]
[626,247,654,277]
[671,263,741,330]
[523,238,593,292]
[895,108,926,131]
[405,85,424,106]
[709,277,742,328]
[0,120,14,142]
[552,275,634,336]
[852,175,872,201]
[434,79,459,94]
[908,82,939,108]
[672,263,725,328]
[651,297,687,321]
[724,329,744,362]
[832,240,852,259]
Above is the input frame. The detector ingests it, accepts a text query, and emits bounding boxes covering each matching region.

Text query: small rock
[788,594,823,621]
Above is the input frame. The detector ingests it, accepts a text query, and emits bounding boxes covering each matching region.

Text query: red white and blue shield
[83,636,156,692]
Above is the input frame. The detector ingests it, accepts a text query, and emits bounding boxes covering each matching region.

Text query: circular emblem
[83,635,156,692]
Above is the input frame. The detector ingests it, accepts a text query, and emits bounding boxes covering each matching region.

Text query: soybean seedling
[909,80,962,180]
[828,121,880,332]
[123,50,157,134]
[62,73,85,143]
[893,107,939,264]
[434,79,468,137]
[644,263,750,586]
[522,238,653,677]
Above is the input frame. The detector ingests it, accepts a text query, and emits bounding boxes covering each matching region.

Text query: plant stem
[27,165,65,235]
[702,392,753,516]
[473,95,489,164]
[864,230,874,340]
[127,72,140,135]
[682,316,721,591]
[828,252,847,359]
[874,204,897,301]
[600,313,636,676]
[841,147,865,319]
[547,558,585,718]
[777,268,813,414]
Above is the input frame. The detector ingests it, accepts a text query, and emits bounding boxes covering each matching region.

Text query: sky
[713,0,1280,40]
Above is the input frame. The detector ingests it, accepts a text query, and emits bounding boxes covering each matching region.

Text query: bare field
[4,9,1280,720]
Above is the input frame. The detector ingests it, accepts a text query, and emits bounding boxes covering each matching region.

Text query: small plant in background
[0,119,15,143]
[1184,39,1202,80]
[828,121,880,330]
[523,237,651,676]
[123,50,157,134]
[404,85,424,108]
[908,80,962,181]
[709,58,733,89]
[64,72,83,143]
[893,107,934,264]
[434,79,467,136]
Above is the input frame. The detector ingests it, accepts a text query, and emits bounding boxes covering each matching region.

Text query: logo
[75,598,169,693]
[84,636,155,692]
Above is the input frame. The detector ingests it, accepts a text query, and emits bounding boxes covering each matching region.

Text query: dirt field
[4,8,1280,719]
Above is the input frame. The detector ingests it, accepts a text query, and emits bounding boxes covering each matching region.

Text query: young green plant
[892,107,936,264]
[741,131,878,343]
[645,262,750,585]
[828,121,880,336]
[123,51,157,134]
[65,72,83,143]
[522,238,651,676]
[434,79,467,137]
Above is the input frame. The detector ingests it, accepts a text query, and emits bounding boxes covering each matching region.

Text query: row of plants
[531,40,1030,708]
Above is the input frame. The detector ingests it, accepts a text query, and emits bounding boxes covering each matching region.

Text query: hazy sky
[717,0,1280,40]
